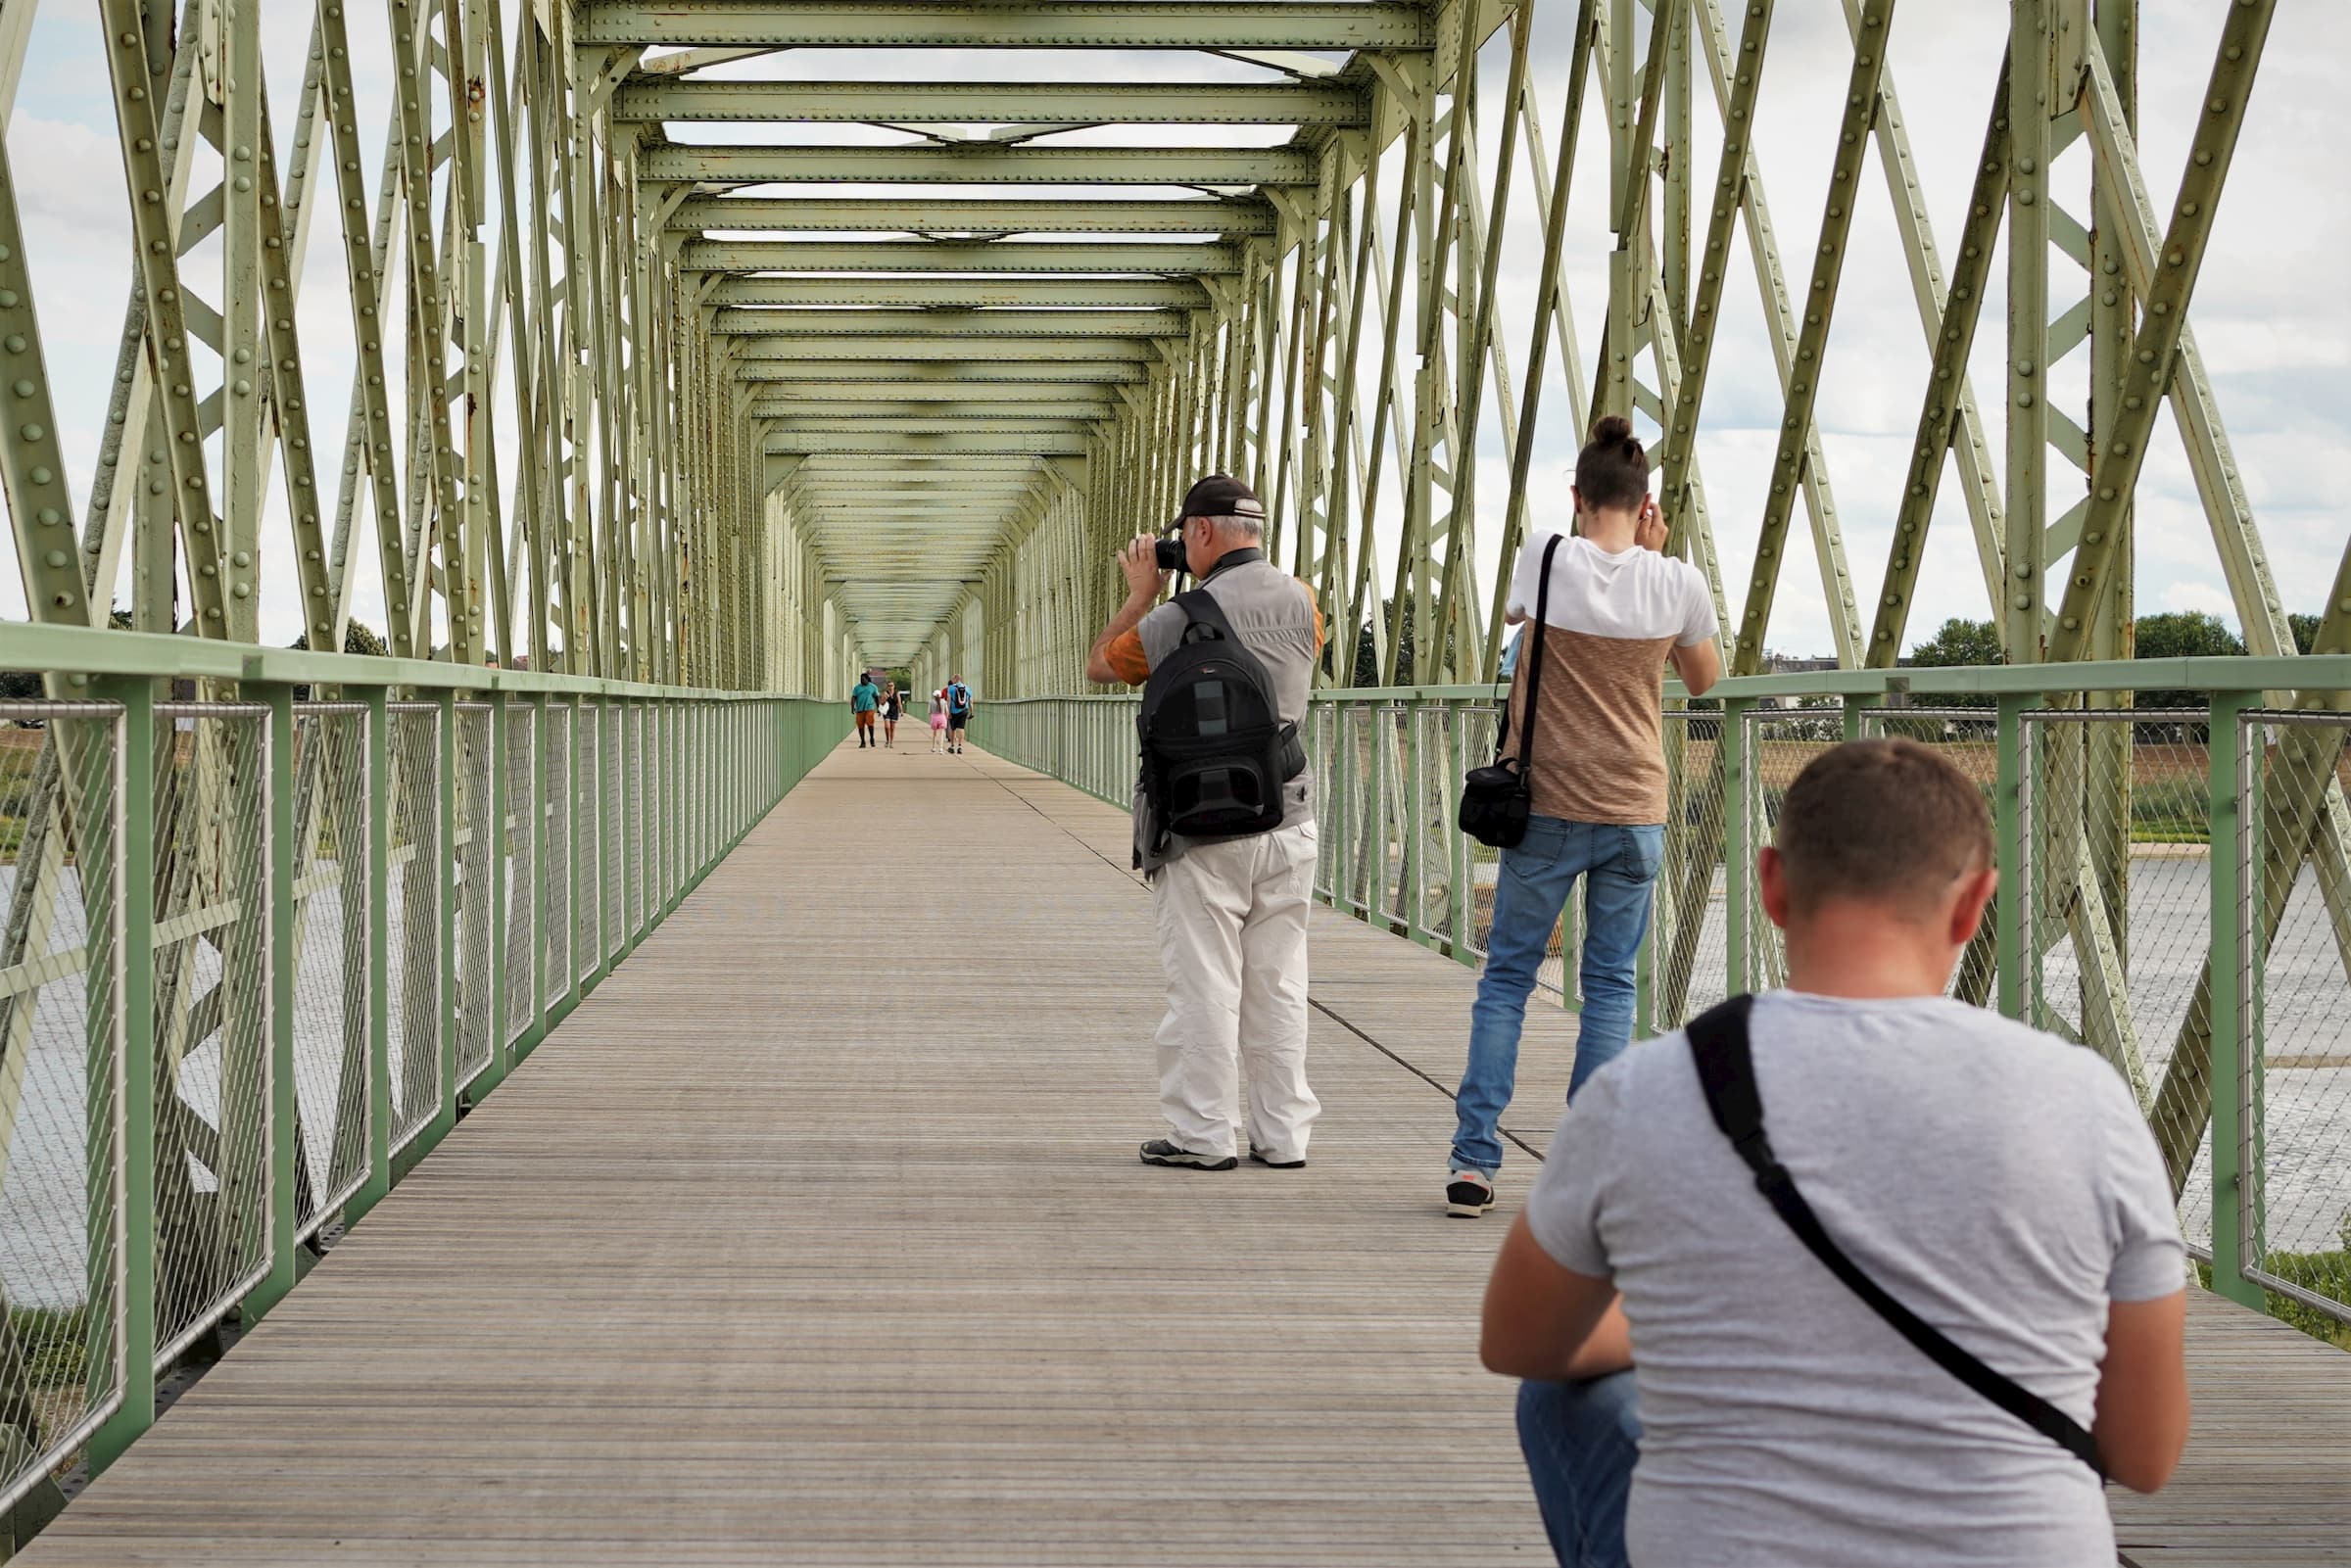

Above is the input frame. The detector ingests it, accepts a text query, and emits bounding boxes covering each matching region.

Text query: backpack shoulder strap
[1174,586,1238,642]
[1498,533,1566,767]
[1685,996,2107,1477]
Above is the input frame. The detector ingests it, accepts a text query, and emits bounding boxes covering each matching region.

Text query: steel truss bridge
[0,0,2337,1557]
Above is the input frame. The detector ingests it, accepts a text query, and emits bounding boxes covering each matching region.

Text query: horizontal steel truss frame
[615,80,1371,125]
[708,276,1208,309]
[641,143,1320,186]
[682,241,1244,276]
[667,197,1277,235]
[581,3,1436,50]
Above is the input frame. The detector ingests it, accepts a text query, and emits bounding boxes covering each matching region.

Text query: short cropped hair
[1774,738,1992,917]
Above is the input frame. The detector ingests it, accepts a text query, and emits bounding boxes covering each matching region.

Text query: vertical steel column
[430,689,457,1144]
[248,684,299,1321]
[2206,689,2261,1307]
[89,677,155,1474]
[1721,697,1752,992]
[352,686,393,1219]
[1994,691,2034,1021]
[479,689,510,1094]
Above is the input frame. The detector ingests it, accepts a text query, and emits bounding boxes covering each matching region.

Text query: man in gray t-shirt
[1480,739,2189,1567]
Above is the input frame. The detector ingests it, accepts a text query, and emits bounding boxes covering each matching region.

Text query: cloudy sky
[6,0,2343,663]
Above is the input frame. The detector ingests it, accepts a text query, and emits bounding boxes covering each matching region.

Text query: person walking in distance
[1481,739,2189,1568]
[929,688,950,753]
[881,681,902,749]
[944,676,973,753]
[1448,416,1722,1218]
[1085,474,1325,1171]
[850,671,881,748]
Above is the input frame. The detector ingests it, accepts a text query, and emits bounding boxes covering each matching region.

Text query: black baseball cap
[1169,474,1267,530]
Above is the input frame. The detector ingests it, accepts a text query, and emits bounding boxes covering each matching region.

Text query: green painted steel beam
[766,431,1093,456]
[616,79,1369,126]
[586,2,1434,50]
[643,143,1318,187]
[716,316,1176,345]
[735,359,1147,383]
[682,240,1243,275]
[755,400,1116,421]
[709,276,1209,309]
[758,383,1123,404]
[765,416,1098,436]
[670,195,1276,234]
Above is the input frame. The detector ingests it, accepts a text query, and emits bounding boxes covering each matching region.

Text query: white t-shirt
[1525,992,2185,1567]
[1505,533,1716,647]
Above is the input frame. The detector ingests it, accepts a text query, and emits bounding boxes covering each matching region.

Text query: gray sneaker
[1139,1138,1237,1171]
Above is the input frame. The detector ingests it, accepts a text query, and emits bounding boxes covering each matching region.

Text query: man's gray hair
[1202,509,1266,540]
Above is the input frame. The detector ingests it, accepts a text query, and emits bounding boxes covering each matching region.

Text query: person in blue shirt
[850,674,881,748]
[944,676,973,754]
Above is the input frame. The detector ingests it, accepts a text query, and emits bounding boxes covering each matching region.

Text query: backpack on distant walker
[1136,589,1306,847]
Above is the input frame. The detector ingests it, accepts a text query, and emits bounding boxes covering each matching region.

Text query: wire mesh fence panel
[2247,712,2351,1318]
[1373,707,1410,933]
[150,703,270,1366]
[1458,704,1503,964]
[627,705,646,942]
[0,707,124,1501]
[2028,710,2216,1251]
[454,706,495,1091]
[542,704,570,1006]
[1741,705,1847,992]
[385,705,441,1156]
[1863,710,2004,1006]
[504,703,536,1048]
[1308,706,1336,904]
[575,703,600,985]
[1413,706,1456,945]
[1652,710,1730,1030]
[1341,706,1373,917]
[603,705,623,965]
[288,705,367,1237]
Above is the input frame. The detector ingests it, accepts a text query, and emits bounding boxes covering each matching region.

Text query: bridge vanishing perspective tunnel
[0,0,2343,1559]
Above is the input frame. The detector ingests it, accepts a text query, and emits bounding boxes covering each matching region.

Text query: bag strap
[1495,534,1565,772]
[1685,996,2107,1478]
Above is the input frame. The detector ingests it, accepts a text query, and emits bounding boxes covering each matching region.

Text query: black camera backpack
[1136,589,1305,846]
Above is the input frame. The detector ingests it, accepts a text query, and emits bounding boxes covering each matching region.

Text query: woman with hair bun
[1447,415,1724,1219]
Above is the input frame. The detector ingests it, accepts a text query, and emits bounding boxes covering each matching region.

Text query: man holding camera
[1084,475,1326,1172]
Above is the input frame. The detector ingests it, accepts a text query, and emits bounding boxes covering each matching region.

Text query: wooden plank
[24,744,2348,1563]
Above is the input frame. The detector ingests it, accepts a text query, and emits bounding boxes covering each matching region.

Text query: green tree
[2133,611,2243,711]
[1900,617,2003,708]
[1354,597,1456,688]
[2289,613,2324,656]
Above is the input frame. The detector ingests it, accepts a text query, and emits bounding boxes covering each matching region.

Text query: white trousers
[1150,820,1320,1161]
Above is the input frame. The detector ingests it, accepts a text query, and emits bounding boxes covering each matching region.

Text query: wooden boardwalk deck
[24,743,2351,1564]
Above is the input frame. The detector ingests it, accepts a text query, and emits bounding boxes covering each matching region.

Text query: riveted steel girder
[710,276,1209,309]
[767,431,1092,456]
[755,400,1117,421]
[670,196,1277,235]
[736,360,1148,384]
[645,143,1319,186]
[615,79,1369,126]
[583,2,1434,50]
[715,313,1180,343]
[683,241,1242,276]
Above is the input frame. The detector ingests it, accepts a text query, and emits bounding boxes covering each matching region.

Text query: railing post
[90,676,156,1475]
[2208,690,2264,1308]
[526,693,549,1053]
[1995,691,2033,1022]
[479,689,510,1095]
[429,689,457,1147]
[247,682,298,1321]
[350,685,393,1220]
[1722,697,1753,993]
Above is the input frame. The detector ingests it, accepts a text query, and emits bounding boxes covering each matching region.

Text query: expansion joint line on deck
[966,755,1545,1163]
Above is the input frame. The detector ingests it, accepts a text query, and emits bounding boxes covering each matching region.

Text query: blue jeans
[1518,1374,1641,1568]
[1452,817,1661,1176]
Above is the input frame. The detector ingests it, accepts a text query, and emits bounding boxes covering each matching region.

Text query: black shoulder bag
[1458,533,1564,849]
[1685,995,2106,1477]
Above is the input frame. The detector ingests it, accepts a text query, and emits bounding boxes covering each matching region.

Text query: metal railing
[0,618,842,1520]
[977,655,2351,1342]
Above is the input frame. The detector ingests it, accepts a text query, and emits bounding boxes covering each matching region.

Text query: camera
[1154,537,1188,573]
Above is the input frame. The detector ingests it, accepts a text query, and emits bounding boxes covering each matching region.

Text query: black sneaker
[1139,1139,1237,1171]
[1446,1169,1497,1217]
[1248,1147,1306,1169]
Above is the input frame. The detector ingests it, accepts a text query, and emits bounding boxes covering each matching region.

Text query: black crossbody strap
[1495,533,1565,770]
[1685,997,2107,1478]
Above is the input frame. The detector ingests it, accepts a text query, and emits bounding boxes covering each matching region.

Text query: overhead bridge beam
[754,401,1117,421]
[644,144,1317,186]
[767,432,1093,456]
[710,277,1208,309]
[765,417,1097,437]
[683,241,1242,276]
[718,315,1177,344]
[670,197,1275,234]
[615,80,1369,126]
[588,3,1434,50]
[757,383,1123,404]
[737,360,1147,384]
